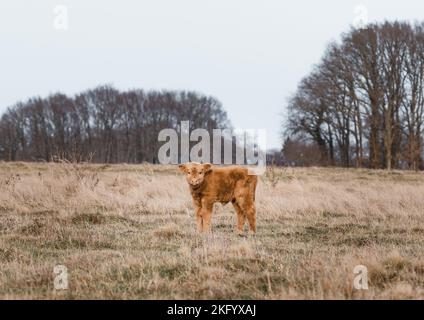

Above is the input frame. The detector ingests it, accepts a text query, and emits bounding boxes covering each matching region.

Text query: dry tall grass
[0,162,423,299]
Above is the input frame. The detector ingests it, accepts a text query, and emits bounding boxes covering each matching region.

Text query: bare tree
[0,86,231,164]
[284,21,424,170]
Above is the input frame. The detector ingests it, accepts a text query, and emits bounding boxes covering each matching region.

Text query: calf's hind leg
[232,201,246,235]
[245,202,256,234]
[236,196,256,235]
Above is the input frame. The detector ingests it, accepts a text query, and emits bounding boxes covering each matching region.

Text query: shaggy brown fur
[178,162,258,234]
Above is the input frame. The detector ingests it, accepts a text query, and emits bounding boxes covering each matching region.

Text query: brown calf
[178,162,258,235]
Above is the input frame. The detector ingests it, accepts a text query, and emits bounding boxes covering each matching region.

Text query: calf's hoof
[248,230,256,237]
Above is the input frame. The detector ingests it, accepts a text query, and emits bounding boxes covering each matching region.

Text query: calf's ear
[178,164,188,173]
[203,163,213,173]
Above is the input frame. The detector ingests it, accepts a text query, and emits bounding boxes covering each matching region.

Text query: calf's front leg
[195,208,203,233]
[200,201,214,233]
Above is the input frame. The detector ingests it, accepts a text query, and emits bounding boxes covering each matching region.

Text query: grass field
[0,161,423,299]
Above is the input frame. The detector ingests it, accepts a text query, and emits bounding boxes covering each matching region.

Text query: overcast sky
[1,0,424,149]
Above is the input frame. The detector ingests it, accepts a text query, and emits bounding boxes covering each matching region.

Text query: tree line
[0,85,230,163]
[284,21,424,170]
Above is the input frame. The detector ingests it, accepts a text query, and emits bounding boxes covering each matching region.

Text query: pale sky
[1,0,424,149]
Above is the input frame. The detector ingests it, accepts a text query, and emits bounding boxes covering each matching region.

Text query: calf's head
[178,162,213,187]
